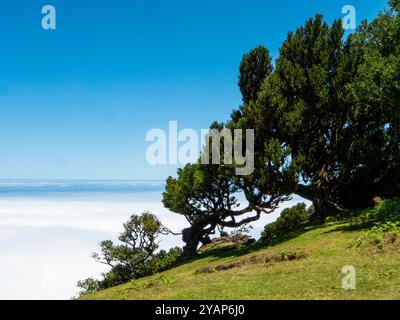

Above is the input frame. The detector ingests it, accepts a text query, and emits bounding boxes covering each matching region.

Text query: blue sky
[0,0,388,180]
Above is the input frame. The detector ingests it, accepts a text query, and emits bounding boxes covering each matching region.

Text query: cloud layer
[0,182,310,299]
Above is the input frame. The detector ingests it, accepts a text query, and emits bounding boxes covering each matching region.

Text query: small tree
[261,203,308,241]
[78,212,170,294]
[92,212,161,277]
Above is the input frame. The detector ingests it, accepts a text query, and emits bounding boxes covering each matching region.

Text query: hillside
[81,199,400,300]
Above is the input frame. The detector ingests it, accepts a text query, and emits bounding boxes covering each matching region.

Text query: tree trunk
[200,236,212,246]
[181,225,203,256]
[295,184,341,219]
[312,197,339,219]
[181,224,214,256]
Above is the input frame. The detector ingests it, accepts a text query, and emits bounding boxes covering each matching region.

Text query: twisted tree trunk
[295,184,342,219]
[181,225,212,256]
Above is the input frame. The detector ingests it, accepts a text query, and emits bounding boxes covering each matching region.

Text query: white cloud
[0,190,310,299]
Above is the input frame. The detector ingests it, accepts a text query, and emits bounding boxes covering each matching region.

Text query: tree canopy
[164,0,400,254]
[79,2,400,294]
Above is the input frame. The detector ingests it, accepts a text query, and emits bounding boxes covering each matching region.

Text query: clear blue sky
[0,0,388,180]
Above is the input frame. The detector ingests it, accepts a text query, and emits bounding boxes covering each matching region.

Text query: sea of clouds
[0,180,310,299]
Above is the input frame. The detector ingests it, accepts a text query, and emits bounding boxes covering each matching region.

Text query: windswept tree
[267,15,348,215]
[164,0,400,253]
[163,48,293,255]
[163,160,291,255]
[234,15,353,217]
[77,212,182,294]
[238,3,400,215]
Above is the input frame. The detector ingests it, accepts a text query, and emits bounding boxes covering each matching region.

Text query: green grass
[80,199,400,300]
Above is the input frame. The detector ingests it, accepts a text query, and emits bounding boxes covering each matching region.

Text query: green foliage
[261,203,308,241]
[77,213,183,295]
[389,0,400,12]
[163,162,238,228]
[131,275,176,291]
[232,2,400,214]
[163,150,291,254]
[76,278,101,294]
[82,201,400,300]
[91,212,162,280]
[160,275,176,285]
[150,247,183,274]
[355,198,400,224]
[340,4,400,206]
[81,1,400,298]
[219,230,229,237]
[163,45,293,255]
[255,15,349,214]
[356,221,400,248]
[238,45,273,104]
[344,198,400,249]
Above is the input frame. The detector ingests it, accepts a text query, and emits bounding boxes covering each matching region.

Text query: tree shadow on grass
[188,199,400,264]
[321,220,375,235]
[198,220,326,262]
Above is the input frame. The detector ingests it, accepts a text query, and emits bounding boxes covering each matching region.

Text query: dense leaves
[164,0,400,254]
[77,212,183,294]
[340,3,400,207]
[79,1,400,294]
[261,203,308,241]
[235,2,400,215]
[239,45,273,104]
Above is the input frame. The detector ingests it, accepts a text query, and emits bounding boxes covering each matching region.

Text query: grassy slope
[81,208,400,300]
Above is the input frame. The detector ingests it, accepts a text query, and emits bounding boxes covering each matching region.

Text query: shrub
[356,221,400,249]
[76,278,101,294]
[357,198,400,223]
[150,247,183,274]
[261,203,308,241]
[131,275,176,291]
[77,212,183,296]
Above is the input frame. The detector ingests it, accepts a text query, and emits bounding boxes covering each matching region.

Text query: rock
[215,262,241,271]
[225,234,256,245]
[196,267,213,274]
[216,265,229,271]
[372,196,383,206]
[198,234,256,252]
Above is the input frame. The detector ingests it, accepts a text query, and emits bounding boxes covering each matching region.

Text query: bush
[76,278,101,294]
[357,198,400,223]
[356,221,400,249]
[77,212,183,296]
[261,203,308,241]
[150,247,183,273]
